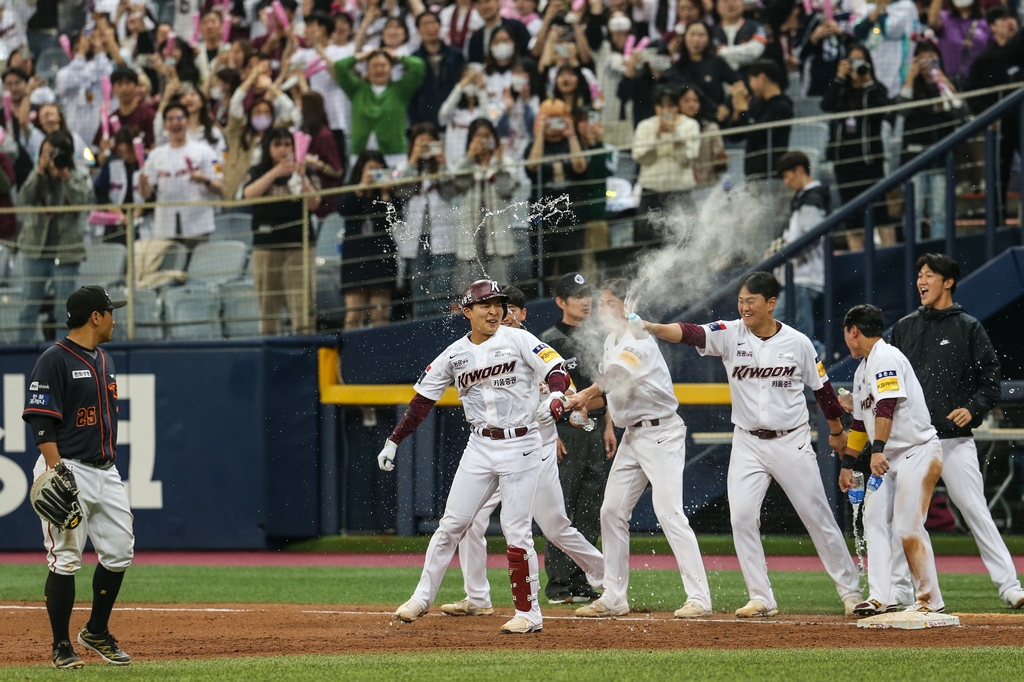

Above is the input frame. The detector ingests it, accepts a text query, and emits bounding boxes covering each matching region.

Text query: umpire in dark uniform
[540,273,609,603]
[23,286,135,668]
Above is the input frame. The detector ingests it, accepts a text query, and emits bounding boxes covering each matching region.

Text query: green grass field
[4,538,1023,680]
[2,648,1023,681]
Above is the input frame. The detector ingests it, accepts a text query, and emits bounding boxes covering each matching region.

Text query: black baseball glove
[30,462,83,531]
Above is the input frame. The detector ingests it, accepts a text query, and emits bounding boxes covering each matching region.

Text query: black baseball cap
[555,272,592,299]
[66,286,126,327]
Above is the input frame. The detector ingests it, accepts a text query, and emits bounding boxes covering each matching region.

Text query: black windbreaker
[889,304,1001,439]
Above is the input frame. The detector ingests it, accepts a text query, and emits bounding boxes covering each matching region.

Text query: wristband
[871,440,886,454]
[830,430,843,437]
[840,455,857,470]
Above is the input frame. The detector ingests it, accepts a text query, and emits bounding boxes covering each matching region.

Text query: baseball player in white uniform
[440,288,605,617]
[839,304,946,613]
[377,280,572,634]
[566,280,713,619]
[644,272,862,617]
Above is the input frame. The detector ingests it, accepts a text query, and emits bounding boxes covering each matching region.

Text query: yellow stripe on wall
[318,348,732,406]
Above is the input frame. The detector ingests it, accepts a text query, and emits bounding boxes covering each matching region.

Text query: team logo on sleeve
[532,343,558,362]
[815,357,827,378]
[28,393,50,406]
[28,381,49,391]
[417,365,432,384]
[618,348,641,369]
[875,370,899,392]
[708,321,727,332]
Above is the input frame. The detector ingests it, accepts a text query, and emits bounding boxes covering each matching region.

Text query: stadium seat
[790,122,830,160]
[109,286,164,341]
[186,240,248,285]
[726,148,746,183]
[0,288,23,344]
[221,280,260,338]
[792,97,823,119]
[163,284,222,340]
[317,214,343,260]
[76,243,127,289]
[212,212,253,246]
[0,244,12,284]
[161,242,189,273]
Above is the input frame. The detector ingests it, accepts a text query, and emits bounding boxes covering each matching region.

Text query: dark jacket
[967,35,1023,145]
[795,11,854,96]
[674,56,739,122]
[409,42,466,127]
[467,18,531,64]
[820,79,889,167]
[890,304,1002,439]
[732,92,793,180]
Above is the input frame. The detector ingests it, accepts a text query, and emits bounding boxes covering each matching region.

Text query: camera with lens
[850,58,870,77]
[46,134,76,171]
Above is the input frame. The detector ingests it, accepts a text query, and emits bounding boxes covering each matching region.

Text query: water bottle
[864,474,883,501]
[627,313,649,340]
[569,411,597,432]
[848,471,865,505]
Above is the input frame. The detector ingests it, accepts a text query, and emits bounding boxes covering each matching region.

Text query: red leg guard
[507,546,532,612]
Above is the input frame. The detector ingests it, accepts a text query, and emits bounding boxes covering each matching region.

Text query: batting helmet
[460,280,509,308]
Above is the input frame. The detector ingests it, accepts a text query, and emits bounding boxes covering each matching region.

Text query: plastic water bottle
[627,313,649,339]
[865,474,883,501]
[848,471,865,505]
[722,174,734,192]
[569,411,597,432]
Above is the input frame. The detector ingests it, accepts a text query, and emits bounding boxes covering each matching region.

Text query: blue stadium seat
[186,240,248,285]
[0,288,23,344]
[792,97,823,119]
[212,213,253,246]
[76,243,127,290]
[790,121,830,160]
[163,285,222,340]
[109,286,164,341]
[221,280,260,338]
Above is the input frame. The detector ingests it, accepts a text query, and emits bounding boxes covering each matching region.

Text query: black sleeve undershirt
[26,414,58,445]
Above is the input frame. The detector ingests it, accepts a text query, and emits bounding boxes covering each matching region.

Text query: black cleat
[52,640,84,669]
[78,628,132,665]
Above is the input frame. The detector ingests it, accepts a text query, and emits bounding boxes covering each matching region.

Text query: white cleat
[904,602,944,613]
[674,601,712,619]
[394,598,427,622]
[500,615,542,634]
[440,599,494,617]
[575,597,630,618]
[843,596,862,616]
[734,599,779,619]
[1004,588,1024,610]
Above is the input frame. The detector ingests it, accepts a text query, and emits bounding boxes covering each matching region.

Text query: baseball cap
[555,272,591,299]
[66,286,126,326]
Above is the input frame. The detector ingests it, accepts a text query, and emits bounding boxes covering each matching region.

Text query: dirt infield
[2,603,1023,665]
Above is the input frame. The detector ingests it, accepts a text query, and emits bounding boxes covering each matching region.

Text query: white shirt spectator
[292,43,355,132]
[54,53,115,149]
[143,139,223,239]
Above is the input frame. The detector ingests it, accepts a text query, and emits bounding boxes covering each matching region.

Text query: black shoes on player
[78,627,132,665]
[52,640,85,669]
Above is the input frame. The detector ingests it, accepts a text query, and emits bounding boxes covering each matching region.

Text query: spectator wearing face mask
[467,0,531,64]
[711,0,767,76]
[409,11,466,127]
[495,57,539,170]
[926,0,991,89]
[483,27,520,118]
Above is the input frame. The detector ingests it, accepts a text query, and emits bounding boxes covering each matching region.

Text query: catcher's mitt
[30,462,83,530]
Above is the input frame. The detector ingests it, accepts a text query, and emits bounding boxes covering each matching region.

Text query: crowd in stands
[0,0,1022,338]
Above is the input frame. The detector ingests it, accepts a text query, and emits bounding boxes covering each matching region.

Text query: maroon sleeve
[813,380,844,421]
[850,419,866,433]
[676,323,706,347]
[388,394,436,444]
[875,398,897,420]
[546,366,570,394]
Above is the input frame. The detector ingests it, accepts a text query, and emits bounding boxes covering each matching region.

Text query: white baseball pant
[599,416,711,611]
[729,425,861,610]
[33,456,135,576]
[862,437,945,611]
[457,438,605,608]
[410,431,543,623]
[870,438,1022,604]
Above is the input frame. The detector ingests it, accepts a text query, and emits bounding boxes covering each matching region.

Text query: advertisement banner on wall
[0,340,322,551]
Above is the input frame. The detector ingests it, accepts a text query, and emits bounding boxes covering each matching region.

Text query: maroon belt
[476,427,529,440]
[632,418,662,428]
[744,428,796,440]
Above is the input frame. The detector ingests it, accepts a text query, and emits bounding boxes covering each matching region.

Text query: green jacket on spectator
[334,55,426,156]
[16,167,93,262]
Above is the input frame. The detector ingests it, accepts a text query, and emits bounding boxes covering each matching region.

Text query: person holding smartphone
[631,84,700,247]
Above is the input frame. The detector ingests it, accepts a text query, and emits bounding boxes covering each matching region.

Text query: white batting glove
[536,392,566,426]
[378,440,398,471]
